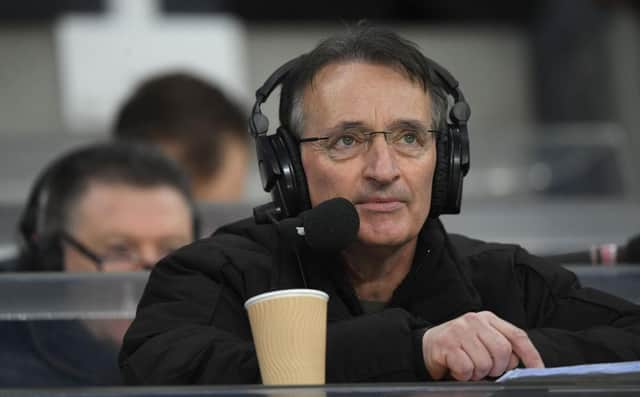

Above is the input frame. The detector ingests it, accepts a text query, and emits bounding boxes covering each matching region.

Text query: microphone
[545,234,640,265]
[277,197,360,253]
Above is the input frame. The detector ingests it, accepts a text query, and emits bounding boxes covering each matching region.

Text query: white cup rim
[244,289,329,309]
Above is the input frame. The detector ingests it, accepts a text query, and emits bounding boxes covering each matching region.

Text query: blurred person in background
[0,142,198,387]
[113,72,251,202]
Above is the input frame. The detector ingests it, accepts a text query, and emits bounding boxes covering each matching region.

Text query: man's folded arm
[518,248,640,367]
[119,250,267,385]
[120,254,433,384]
[527,287,640,367]
[121,308,431,384]
[326,308,431,382]
[121,320,260,384]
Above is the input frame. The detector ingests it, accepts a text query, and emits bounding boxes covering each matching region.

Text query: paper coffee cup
[245,289,329,385]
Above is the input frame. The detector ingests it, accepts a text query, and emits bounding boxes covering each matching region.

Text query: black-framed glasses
[298,127,439,161]
[60,231,154,272]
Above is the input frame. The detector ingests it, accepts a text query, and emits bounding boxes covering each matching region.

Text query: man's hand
[422,311,544,381]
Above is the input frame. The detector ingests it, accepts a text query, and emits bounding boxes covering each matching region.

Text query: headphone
[250,55,471,223]
[17,146,202,272]
[18,159,67,271]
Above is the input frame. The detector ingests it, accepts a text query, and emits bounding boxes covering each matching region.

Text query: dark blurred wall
[0,1,104,21]
[530,0,613,123]
[161,0,536,24]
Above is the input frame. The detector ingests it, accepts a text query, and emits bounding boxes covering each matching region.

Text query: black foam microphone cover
[301,197,360,253]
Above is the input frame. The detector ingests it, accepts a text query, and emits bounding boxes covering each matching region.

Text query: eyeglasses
[60,231,165,272]
[298,127,439,161]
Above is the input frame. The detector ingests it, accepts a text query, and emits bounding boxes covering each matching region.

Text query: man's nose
[137,246,163,270]
[362,134,400,184]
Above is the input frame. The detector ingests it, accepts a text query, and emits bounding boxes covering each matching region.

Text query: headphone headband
[256,56,306,105]
[250,56,307,139]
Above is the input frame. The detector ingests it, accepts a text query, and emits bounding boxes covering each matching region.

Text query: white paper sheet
[496,360,640,382]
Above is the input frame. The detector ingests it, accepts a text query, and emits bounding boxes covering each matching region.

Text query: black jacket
[0,320,121,387]
[119,217,640,384]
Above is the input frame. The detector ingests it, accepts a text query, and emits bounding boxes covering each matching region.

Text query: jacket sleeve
[517,248,640,367]
[119,251,261,385]
[326,309,431,382]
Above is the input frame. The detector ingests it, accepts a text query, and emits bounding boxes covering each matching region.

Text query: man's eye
[395,130,424,146]
[330,134,359,149]
[338,135,356,146]
[402,133,417,144]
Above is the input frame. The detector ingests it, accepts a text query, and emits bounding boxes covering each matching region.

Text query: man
[113,72,250,202]
[0,142,197,386]
[119,26,640,384]
[15,142,197,273]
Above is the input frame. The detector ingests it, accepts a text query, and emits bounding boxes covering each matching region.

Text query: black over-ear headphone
[18,159,66,271]
[250,55,471,223]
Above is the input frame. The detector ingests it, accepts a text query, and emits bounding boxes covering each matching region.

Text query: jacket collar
[390,218,483,324]
[302,218,482,325]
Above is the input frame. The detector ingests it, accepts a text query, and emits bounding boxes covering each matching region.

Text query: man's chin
[357,226,412,248]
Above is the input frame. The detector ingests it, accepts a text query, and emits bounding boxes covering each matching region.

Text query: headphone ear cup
[257,126,310,220]
[429,129,450,218]
[277,126,310,216]
[17,242,40,271]
[445,127,464,214]
[37,236,64,271]
[18,235,64,271]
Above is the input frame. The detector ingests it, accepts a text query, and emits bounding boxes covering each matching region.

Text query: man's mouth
[355,198,405,212]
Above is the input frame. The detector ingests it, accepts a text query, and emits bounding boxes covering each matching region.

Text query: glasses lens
[325,131,367,160]
[318,128,436,160]
[389,129,435,156]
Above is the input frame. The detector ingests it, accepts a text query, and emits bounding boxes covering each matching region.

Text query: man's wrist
[412,327,433,381]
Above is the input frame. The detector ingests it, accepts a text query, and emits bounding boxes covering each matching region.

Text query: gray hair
[279,25,448,138]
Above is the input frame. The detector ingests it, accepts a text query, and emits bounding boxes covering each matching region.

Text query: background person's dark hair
[279,24,449,137]
[17,142,198,272]
[113,72,249,185]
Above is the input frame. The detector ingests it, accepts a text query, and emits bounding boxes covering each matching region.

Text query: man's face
[62,181,194,272]
[300,62,437,248]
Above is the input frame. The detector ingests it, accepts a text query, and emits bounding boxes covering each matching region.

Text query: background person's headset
[250,55,471,223]
[17,160,67,271]
[17,147,202,272]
